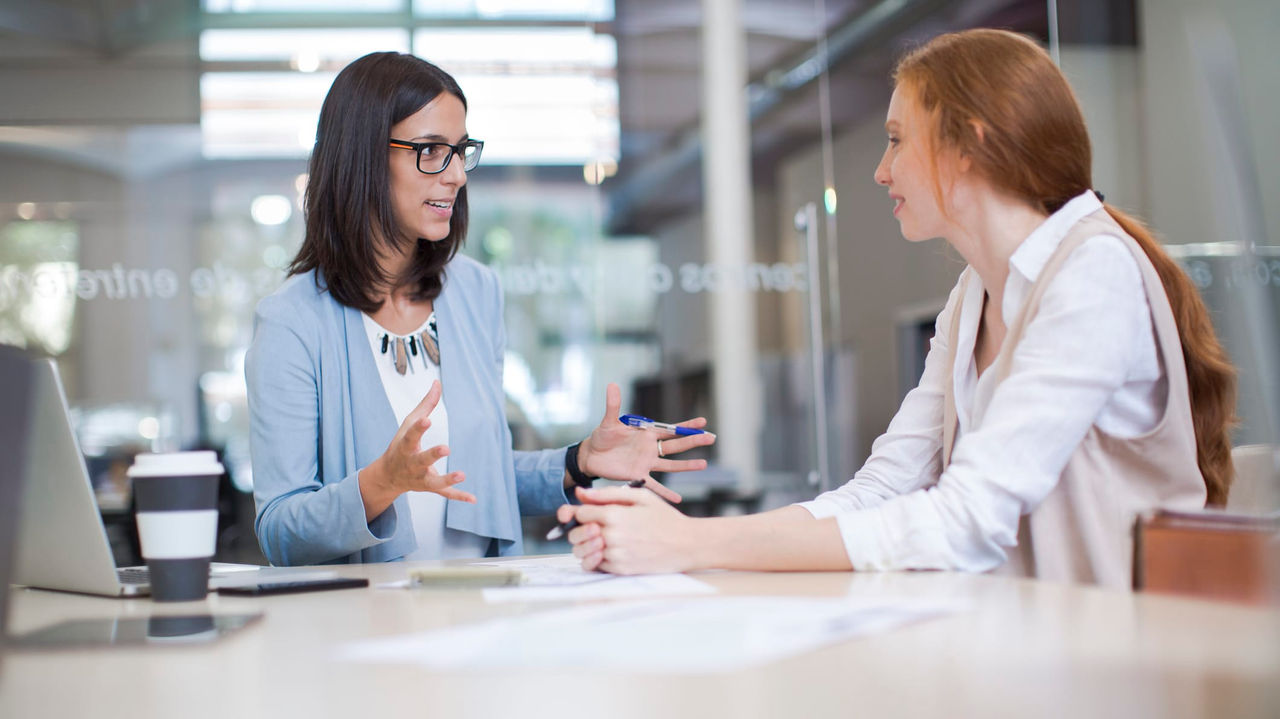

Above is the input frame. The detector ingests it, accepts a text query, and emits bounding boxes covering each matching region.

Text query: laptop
[0,345,36,635]
[8,355,270,597]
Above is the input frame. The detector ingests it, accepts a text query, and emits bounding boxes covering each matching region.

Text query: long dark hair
[896,29,1237,505]
[289,52,470,312]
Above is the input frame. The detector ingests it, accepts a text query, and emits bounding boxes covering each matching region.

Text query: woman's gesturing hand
[574,383,715,503]
[556,485,697,574]
[359,380,476,522]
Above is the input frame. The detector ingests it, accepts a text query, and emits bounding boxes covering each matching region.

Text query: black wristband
[565,442,597,488]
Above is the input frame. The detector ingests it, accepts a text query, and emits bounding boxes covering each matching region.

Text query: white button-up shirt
[361,313,490,561]
[799,191,1166,572]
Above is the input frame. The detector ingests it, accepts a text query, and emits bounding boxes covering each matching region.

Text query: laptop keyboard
[117,567,150,585]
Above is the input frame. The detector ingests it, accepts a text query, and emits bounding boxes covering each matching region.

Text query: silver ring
[657,440,665,458]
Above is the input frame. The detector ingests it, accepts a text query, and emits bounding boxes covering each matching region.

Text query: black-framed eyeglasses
[388,138,484,174]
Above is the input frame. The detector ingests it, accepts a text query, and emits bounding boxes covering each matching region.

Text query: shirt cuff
[832,511,892,571]
[554,446,574,505]
[796,498,838,519]
[349,468,396,543]
[793,496,896,568]
[795,499,891,571]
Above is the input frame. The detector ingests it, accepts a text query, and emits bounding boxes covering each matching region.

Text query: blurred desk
[3,561,1278,719]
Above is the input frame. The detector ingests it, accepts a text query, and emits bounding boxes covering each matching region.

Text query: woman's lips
[425,201,453,219]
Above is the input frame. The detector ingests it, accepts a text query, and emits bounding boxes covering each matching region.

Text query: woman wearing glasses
[558,29,1237,587]
[246,52,713,566]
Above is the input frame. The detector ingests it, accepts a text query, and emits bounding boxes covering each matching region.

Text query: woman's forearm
[688,505,853,572]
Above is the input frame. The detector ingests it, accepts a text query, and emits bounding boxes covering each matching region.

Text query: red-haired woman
[557,28,1236,587]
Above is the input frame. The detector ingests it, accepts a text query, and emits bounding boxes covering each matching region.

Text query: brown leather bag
[1133,509,1280,604]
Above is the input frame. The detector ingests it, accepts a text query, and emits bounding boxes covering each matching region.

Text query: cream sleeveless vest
[941,209,1206,588]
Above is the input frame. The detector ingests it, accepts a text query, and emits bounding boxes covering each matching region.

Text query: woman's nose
[441,153,467,186]
[873,151,891,186]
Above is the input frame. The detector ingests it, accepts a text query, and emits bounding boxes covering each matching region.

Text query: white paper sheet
[482,573,715,603]
[372,556,714,598]
[470,555,716,602]
[473,555,611,587]
[471,555,583,570]
[335,596,963,673]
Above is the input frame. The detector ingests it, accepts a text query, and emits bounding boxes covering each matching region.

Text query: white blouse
[362,313,489,560]
[799,191,1167,572]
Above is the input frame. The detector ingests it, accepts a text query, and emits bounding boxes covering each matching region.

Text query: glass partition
[1052,0,1279,512]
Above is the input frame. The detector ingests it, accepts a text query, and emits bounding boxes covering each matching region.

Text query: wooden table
[3,560,1277,718]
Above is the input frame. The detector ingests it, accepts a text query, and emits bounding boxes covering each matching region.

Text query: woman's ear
[969,118,986,142]
[958,119,985,173]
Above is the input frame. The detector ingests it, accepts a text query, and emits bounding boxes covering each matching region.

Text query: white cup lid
[127,451,224,478]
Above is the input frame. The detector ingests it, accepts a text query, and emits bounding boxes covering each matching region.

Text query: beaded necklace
[377,313,440,375]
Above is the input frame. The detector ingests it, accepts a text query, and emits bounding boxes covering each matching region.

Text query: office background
[0,0,1275,565]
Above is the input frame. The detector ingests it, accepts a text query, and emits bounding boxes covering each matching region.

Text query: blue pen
[618,413,715,438]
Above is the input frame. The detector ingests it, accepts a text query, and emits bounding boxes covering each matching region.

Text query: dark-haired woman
[558,29,1236,588]
[246,52,712,566]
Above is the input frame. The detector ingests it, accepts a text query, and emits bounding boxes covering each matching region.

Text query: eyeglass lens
[419,143,482,173]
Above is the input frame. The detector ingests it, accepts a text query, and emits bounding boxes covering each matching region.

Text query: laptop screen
[0,345,37,641]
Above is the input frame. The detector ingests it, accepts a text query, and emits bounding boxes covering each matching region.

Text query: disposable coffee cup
[128,451,224,602]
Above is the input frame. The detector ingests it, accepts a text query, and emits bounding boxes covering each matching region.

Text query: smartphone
[216,577,369,596]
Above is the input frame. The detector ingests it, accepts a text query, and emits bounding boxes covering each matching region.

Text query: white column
[701,0,761,492]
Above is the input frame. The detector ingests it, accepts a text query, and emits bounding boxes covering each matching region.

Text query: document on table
[335,596,964,673]
[471,554,598,584]
[471,555,715,603]
[373,555,716,601]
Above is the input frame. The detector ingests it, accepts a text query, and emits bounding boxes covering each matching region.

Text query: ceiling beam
[0,0,201,57]
[0,0,100,50]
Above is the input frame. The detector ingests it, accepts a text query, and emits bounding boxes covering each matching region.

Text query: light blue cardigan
[245,256,569,565]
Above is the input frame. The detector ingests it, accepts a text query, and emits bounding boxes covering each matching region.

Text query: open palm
[576,383,715,503]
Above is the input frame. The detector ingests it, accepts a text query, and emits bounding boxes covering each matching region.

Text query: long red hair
[895,28,1237,505]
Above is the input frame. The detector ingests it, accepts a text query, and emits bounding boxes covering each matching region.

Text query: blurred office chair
[1227,444,1280,514]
